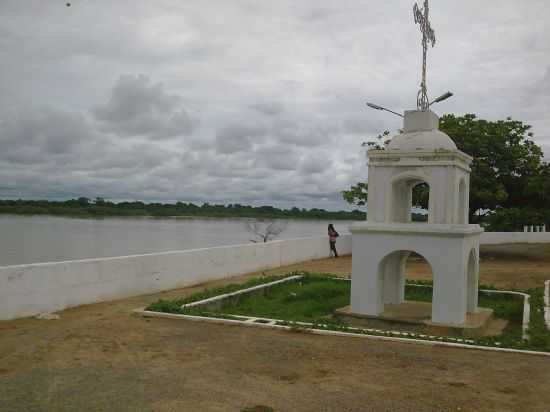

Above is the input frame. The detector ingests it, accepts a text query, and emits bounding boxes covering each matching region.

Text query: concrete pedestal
[335,303,496,338]
[349,222,482,326]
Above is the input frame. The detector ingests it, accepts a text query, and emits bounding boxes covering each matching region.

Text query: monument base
[349,222,483,326]
[334,302,499,338]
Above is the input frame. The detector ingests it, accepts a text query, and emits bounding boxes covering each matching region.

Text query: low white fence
[0,235,351,321]
[480,232,550,245]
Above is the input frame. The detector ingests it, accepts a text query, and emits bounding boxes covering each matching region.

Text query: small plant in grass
[147,299,186,314]
[479,292,524,321]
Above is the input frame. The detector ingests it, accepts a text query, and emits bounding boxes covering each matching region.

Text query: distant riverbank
[0,198,365,221]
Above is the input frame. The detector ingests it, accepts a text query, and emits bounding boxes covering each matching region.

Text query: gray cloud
[92,74,197,139]
[0,107,95,165]
[215,124,266,154]
[253,144,299,171]
[249,101,284,116]
[300,153,331,175]
[0,0,549,209]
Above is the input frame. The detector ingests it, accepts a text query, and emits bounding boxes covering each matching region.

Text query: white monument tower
[349,0,483,326]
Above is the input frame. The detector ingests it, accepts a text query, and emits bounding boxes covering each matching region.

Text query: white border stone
[133,308,550,357]
[408,283,531,340]
[181,275,303,309]
[139,276,548,356]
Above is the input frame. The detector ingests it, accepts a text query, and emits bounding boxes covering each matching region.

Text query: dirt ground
[1,244,550,412]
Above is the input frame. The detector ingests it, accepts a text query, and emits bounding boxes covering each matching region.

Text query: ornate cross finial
[413,0,436,111]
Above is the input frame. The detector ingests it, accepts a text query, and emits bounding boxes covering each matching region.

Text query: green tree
[343,114,548,224]
[440,114,544,221]
[77,197,90,206]
[342,182,368,206]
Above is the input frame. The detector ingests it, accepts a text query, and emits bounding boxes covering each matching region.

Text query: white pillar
[350,238,383,316]
[431,254,467,325]
[466,251,479,313]
[382,252,407,304]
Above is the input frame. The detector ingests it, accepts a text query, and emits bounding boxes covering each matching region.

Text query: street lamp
[429,91,453,105]
[366,91,453,118]
[365,102,404,118]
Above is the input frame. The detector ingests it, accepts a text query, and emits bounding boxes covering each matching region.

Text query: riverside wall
[0,235,351,320]
[1,231,549,321]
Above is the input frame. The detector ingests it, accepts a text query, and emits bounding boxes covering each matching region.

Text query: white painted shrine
[349,110,483,326]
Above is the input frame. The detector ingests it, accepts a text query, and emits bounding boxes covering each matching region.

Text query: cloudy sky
[0,1,549,210]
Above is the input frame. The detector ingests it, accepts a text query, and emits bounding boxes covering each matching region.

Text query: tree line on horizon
[342,113,550,232]
[0,197,371,221]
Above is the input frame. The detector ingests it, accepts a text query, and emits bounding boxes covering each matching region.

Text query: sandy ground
[1,243,550,412]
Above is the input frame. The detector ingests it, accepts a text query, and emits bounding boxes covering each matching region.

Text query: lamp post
[365,102,403,118]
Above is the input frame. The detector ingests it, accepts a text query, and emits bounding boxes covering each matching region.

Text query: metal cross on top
[413,0,436,111]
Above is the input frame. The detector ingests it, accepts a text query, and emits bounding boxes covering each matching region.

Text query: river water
[0,215,356,266]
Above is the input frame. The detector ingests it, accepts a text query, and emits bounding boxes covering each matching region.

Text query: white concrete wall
[2,230,549,321]
[0,235,351,321]
[480,232,550,245]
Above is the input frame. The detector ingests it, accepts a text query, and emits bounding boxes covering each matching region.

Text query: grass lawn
[147,272,549,352]
[217,275,526,324]
[220,275,350,323]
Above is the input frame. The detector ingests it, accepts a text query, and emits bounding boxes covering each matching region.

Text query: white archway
[377,249,434,308]
[389,173,432,223]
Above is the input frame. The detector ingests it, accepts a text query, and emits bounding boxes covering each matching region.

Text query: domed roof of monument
[387,129,457,151]
[386,110,457,152]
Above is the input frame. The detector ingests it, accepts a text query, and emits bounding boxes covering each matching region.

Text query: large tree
[343,114,548,225]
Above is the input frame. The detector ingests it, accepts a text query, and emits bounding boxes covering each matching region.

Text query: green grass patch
[145,272,550,352]
[219,274,349,323]
[524,288,550,351]
[404,282,524,321]
[146,273,301,314]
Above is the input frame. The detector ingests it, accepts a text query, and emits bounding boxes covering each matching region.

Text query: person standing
[328,224,339,258]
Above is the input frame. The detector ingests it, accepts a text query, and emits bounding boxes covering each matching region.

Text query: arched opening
[390,177,430,223]
[412,182,429,223]
[457,178,467,224]
[466,248,478,313]
[377,250,434,322]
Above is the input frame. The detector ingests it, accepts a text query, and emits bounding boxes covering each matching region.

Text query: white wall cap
[349,222,483,236]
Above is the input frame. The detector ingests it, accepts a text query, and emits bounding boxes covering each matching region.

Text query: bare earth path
[1,244,550,411]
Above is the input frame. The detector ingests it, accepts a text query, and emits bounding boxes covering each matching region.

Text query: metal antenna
[413,0,436,111]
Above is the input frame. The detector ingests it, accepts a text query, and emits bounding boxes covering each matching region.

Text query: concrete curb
[478,289,530,340]
[138,275,550,355]
[181,275,531,339]
[133,308,550,357]
[181,275,303,309]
